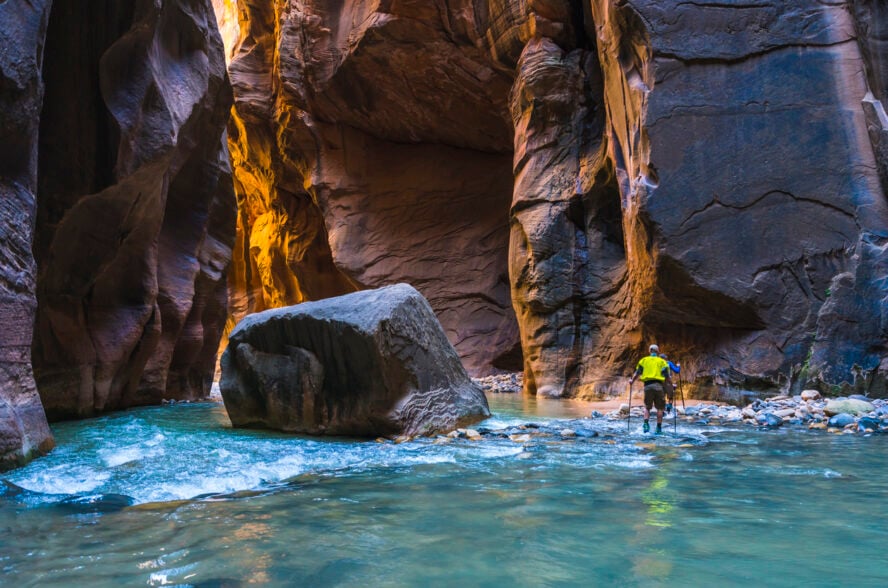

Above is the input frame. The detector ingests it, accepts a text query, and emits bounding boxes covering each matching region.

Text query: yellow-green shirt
[636,355,669,382]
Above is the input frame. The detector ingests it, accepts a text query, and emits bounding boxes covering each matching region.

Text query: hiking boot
[655,424,663,435]
[642,421,650,433]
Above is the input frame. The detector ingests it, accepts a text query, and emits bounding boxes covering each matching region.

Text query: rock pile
[608,390,888,434]
[472,373,523,394]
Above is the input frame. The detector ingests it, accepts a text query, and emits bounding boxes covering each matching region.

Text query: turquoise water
[2,396,887,586]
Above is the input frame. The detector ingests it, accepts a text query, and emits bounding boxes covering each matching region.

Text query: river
[2,396,886,586]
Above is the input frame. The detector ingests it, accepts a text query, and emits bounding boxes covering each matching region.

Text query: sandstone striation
[223,0,521,375]
[221,284,491,436]
[31,0,236,420]
[587,0,888,398]
[222,0,888,399]
[0,0,55,468]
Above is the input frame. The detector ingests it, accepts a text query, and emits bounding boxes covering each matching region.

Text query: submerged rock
[220,284,490,437]
[57,493,135,514]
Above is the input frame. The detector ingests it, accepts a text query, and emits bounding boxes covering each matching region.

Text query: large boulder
[220,284,491,436]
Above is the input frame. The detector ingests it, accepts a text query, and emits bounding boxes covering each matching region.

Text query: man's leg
[655,384,666,433]
[642,386,653,432]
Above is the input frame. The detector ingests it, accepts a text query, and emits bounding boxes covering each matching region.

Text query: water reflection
[1,401,888,586]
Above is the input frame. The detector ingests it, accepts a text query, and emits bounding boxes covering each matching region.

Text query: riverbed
[2,396,886,586]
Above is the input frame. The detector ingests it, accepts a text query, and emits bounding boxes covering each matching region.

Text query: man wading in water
[629,344,673,434]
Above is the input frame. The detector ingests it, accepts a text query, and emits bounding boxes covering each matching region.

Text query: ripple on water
[4,403,685,504]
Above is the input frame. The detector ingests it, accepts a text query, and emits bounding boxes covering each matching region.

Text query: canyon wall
[224,0,888,399]
[224,0,522,375]
[31,0,236,420]
[0,0,55,469]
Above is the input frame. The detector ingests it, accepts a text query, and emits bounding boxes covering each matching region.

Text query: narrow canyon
[1,0,886,468]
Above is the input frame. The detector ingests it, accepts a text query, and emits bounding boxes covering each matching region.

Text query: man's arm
[629,365,642,383]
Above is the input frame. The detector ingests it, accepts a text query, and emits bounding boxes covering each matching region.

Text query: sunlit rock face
[32,0,236,420]
[0,0,55,469]
[224,0,888,397]
[224,0,522,375]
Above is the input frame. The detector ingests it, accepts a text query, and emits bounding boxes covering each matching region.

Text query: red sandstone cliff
[223,0,888,399]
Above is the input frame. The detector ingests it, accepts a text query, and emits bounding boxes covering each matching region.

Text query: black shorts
[643,381,666,411]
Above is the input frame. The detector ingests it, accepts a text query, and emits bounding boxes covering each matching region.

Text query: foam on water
[4,402,669,504]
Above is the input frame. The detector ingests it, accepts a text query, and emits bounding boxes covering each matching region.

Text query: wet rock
[801,390,821,401]
[824,399,875,417]
[857,417,881,432]
[828,413,856,428]
[465,429,483,441]
[221,284,490,436]
[762,414,784,428]
[560,429,577,438]
[590,411,603,418]
[509,434,532,444]
[57,493,135,514]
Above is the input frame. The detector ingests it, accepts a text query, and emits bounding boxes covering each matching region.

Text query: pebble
[801,389,821,401]
[509,434,532,443]
[762,413,784,427]
[560,429,577,438]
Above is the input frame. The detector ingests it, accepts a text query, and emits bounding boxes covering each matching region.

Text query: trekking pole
[678,367,687,410]
[627,380,633,433]
[673,382,678,435]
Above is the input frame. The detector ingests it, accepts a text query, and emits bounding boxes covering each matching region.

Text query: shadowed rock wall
[32,0,236,420]
[587,0,888,399]
[0,0,55,469]
[223,0,888,398]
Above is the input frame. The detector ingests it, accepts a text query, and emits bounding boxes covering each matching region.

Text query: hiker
[659,353,681,414]
[629,344,673,434]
